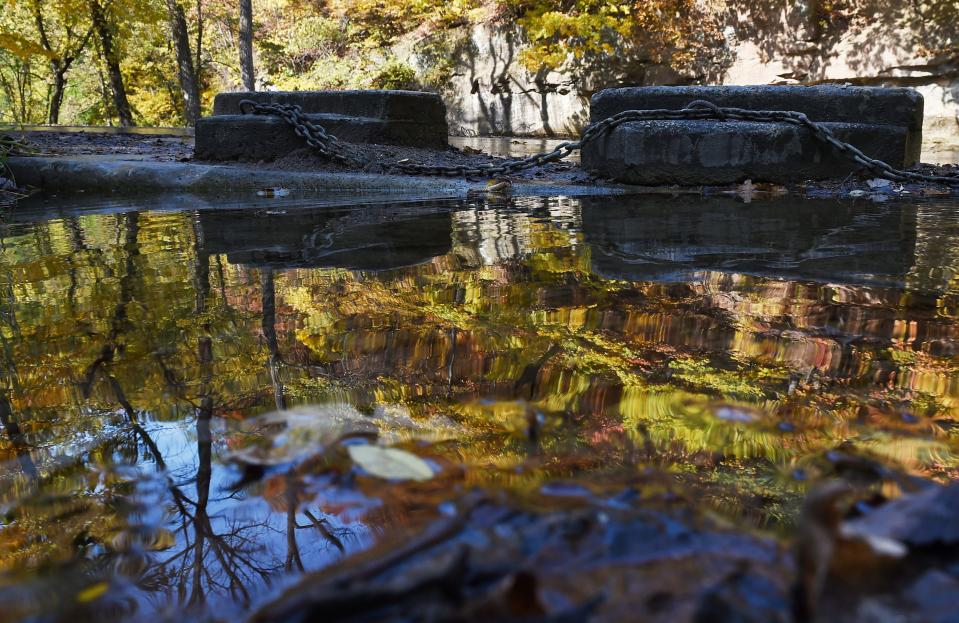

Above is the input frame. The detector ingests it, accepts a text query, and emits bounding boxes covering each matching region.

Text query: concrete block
[591,86,923,130]
[213,90,447,125]
[583,85,924,184]
[196,113,448,161]
[581,119,911,185]
[196,90,449,160]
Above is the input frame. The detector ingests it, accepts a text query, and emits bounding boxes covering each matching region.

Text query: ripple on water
[1,193,959,620]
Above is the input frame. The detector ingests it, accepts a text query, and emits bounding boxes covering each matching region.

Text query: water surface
[2,192,959,621]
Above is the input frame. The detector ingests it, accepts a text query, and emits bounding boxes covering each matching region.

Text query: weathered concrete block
[581,120,911,185]
[196,113,447,160]
[196,90,448,160]
[583,86,924,184]
[213,90,447,124]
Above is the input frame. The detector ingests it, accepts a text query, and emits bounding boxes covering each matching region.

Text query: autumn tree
[0,22,52,123]
[88,0,134,125]
[508,0,729,85]
[27,0,95,123]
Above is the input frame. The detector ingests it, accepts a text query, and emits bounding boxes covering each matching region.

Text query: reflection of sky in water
[2,193,959,620]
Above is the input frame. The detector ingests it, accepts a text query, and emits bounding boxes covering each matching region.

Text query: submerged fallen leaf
[486,179,512,193]
[76,582,109,603]
[224,405,378,467]
[348,445,434,481]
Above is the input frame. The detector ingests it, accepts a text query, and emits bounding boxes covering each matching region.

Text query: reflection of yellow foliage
[669,356,773,401]
[620,388,790,462]
[5,203,959,591]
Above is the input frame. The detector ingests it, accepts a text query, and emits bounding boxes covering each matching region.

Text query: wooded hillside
[0,0,955,127]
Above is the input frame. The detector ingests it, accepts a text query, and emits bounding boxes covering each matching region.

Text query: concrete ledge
[5,156,631,197]
[581,120,910,184]
[592,85,923,129]
[213,90,448,125]
[196,114,448,160]
[199,90,450,159]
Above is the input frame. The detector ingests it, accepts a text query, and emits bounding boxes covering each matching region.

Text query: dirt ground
[6,130,193,161]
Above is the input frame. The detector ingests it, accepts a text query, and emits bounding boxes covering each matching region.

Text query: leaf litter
[218,400,959,623]
[223,403,461,467]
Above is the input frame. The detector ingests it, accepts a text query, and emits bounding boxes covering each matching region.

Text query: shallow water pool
[2,192,959,621]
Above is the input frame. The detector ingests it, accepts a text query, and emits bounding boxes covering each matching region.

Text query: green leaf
[348,445,434,481]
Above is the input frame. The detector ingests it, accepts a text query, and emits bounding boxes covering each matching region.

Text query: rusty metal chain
[241,98,959,186]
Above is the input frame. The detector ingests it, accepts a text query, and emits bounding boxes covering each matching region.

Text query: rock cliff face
[403,3,958,157]
[438,25,591,137]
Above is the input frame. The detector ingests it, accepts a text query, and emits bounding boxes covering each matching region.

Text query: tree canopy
[0,0,956,126]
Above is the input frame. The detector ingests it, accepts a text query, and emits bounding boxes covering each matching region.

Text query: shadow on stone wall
[437,14,731,137]
[725,0,958,84]
[417,2,958,139]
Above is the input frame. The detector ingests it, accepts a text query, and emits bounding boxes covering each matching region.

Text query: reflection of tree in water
[0,229,38,480]
[1,197,959,619]
[61,212,269,614]
[0,211,358,620]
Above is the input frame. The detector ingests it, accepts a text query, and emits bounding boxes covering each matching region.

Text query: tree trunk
[238,0,255,91]
[195,0,204,87]
[48,65,66,125]
[165,0,201,125]
[90,0,135,126]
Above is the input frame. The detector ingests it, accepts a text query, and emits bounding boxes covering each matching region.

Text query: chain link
[239,100,355,165]
[240,98,959,186]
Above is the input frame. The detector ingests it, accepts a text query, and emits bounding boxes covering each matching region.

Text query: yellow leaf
[0,33,55,60]
[348,445,434,481]
[76,582,109,603]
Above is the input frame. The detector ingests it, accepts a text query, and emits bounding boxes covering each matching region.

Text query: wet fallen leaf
[737,179,756,203]
[842,482,959,547]
[866,178,891,189]
[714,405,760,423]
[348,445,434,481]
[224,405,378,467]
[848,189,866,197]
[486,179,512,193]
[76,582,109,603]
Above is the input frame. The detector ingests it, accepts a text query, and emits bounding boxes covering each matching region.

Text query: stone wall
[402,3,959,154]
